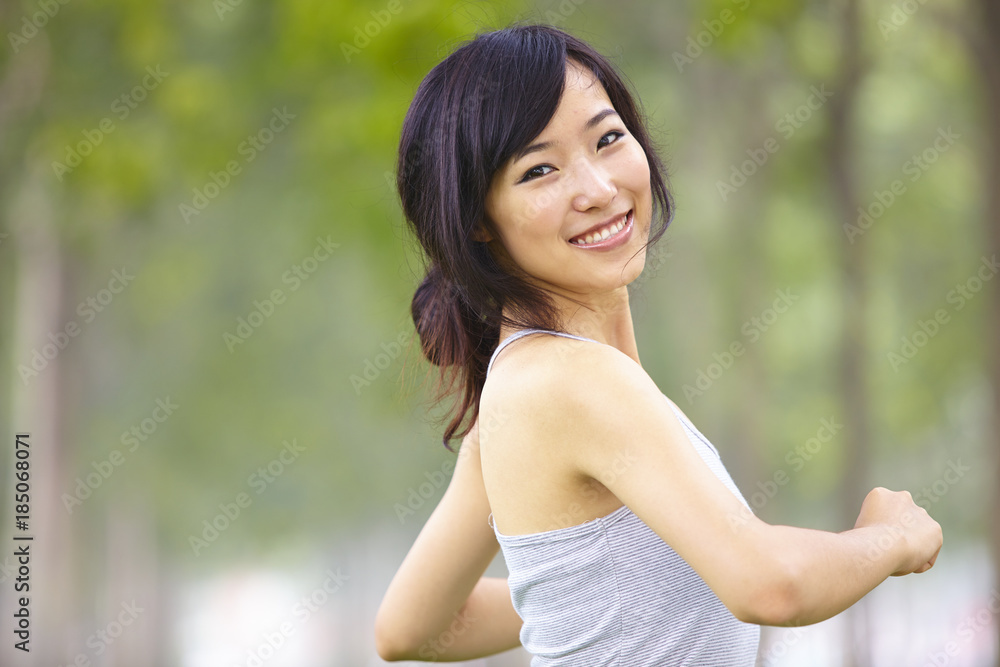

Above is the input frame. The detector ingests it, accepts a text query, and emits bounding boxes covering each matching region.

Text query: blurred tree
[967,1,1000,664]
[825,0,875,664]
[0,0,994,663]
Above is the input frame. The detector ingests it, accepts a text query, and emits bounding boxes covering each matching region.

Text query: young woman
[375,23,942,665]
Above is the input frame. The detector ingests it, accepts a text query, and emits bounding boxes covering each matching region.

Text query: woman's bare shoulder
[482,334,657,419]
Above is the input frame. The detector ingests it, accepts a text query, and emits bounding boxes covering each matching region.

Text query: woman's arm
[491,339,942,627]
[374,421,524,661]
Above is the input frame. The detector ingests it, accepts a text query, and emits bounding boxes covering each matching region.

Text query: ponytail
[411,264,500,451]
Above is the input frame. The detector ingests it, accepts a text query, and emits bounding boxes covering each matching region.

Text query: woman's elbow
[728,559,805,627]
[374,633,406,662]
[375,639,412,662]
[731,586,802,627]
[374,609,419,661]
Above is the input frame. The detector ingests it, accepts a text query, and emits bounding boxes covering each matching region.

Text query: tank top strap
[486,328,599,377]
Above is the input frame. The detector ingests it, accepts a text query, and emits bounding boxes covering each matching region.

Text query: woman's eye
[518,131,626,183]
[598,130,625,149]
[520,165,553,182]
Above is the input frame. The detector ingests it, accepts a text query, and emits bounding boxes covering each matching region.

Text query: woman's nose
[569,157,616,211]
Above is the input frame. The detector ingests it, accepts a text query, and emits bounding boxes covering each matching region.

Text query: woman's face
[482,60,653,302]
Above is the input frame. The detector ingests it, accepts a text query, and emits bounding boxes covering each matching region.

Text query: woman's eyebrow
[512,107,620,164]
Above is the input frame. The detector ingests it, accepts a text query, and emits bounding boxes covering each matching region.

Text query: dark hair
[397,22,674,450]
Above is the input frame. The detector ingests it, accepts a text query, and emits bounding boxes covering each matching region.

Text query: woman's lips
[569,210,633,250]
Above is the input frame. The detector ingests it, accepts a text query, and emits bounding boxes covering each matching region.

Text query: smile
[569,210,633,249]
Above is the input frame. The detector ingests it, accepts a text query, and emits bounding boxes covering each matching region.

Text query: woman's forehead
[563,60,605,97]
[540,64,613,135]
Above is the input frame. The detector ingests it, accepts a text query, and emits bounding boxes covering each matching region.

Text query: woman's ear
[472,224,493,243]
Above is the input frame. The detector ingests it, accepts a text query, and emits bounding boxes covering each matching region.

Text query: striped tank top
[485,329,760,666]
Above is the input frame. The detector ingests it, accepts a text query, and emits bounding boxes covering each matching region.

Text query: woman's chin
[621,251,648,284]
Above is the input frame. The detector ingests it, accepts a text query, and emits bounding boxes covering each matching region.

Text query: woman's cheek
[518,185,551,219]
[627,147,651,183]
[520,200,556,234]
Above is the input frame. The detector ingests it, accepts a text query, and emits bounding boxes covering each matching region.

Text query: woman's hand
[853,487,943,576]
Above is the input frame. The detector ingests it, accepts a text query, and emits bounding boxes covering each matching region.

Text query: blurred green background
[0,0,997,665]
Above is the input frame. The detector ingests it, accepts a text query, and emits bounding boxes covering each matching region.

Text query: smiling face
[482,59,653,307]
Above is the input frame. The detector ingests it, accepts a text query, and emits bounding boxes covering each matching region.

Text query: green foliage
[0,4,991,660]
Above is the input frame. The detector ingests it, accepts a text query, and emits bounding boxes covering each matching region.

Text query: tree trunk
[970,1,1000,665]
[3,169,74,667]
[724,71,769,524]
[826,0,872,664]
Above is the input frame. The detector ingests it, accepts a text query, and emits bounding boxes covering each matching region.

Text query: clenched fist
[854,487,943,576]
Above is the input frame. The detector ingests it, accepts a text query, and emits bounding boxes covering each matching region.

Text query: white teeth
[572,212,629,246]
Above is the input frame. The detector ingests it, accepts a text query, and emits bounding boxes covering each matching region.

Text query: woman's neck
[500,287,641,366]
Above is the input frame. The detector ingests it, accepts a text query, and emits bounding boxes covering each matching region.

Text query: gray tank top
[485,329,760,666]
